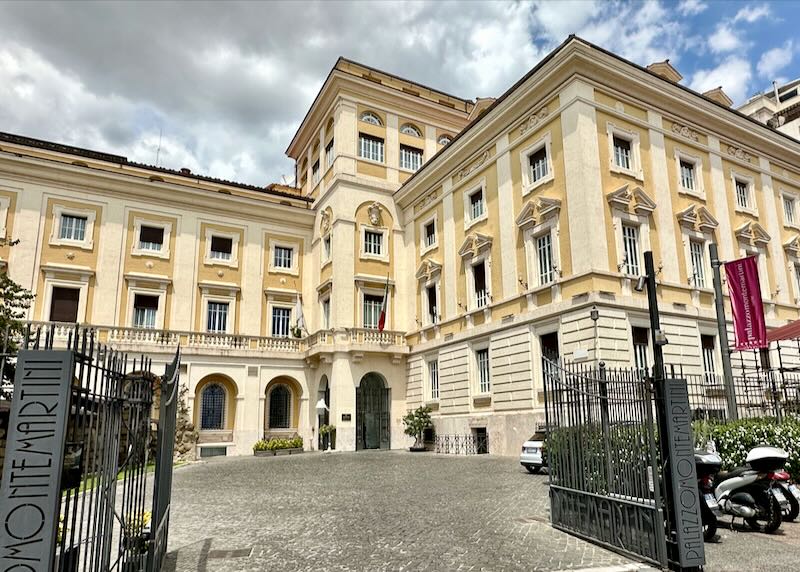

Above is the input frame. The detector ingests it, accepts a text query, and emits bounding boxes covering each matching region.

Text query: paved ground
[161,451,800,572]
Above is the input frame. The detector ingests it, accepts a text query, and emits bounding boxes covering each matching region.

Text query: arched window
[400,123,422,137]
[360,111,382,126]
[201,383,225,430]
[438,135,452,146]
[269,385,291,429]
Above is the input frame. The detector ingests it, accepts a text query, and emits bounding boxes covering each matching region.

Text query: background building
[2,37,800,457]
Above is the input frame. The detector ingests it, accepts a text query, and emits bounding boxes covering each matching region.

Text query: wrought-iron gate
[0,327,180,572]
[543,359,668,566]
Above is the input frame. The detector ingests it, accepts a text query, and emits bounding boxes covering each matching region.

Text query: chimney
[180,167,192,175]
[702,87,733,108]
[647,59,683,83]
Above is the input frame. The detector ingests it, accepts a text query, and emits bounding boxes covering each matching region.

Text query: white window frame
[325,139,335,170]
[465,251,492,311]
[674,149,705,198]
[359,111,382,126]
[790,259,800,304]
[437,134,452,146]
[739,243,771,301]
[360,226,388,262]
[698,325,722,383]
[42,278,89,323]
[131,218,172,259]
[400,123,422,137]
[126,284,167,330]
[421,276,441,328]
[0,195,10,239]
[321,233,332,268]
[611,208,650,277]
[426,356,440,402]
[782,190,799,229]
[320,294,331,330]
[607,123,643,181]
[399,144,423,172]
[358,133,385,163]
[420,212,438,254]
[268,239,299,276]
[204,228,240,268]
[268,303,294,338]
[686,235,711,290]
[731,171,757,216]
[50,204,96,250]
[628,316,653,372]
[519,133,554,195]
[471,342,491,396]
[524,220,559,289]
[200,288,237,334]
[359,286,389,330]
[311,160,320,185]
[463,178,488,230]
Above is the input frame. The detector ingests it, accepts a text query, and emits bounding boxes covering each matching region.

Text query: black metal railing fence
[434,433,489,455]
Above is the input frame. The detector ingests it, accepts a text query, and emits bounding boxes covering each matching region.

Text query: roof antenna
[155,126,163,166]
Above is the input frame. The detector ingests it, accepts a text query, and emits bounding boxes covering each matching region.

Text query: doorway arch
[356,372,390,450]
[317,375,330,449]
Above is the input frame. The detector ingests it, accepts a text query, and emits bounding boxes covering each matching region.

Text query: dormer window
[400,123,422,137]
[359,111,382,126]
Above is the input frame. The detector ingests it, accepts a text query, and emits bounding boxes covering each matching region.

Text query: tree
[402,406,433,450]
[0,239,34,393]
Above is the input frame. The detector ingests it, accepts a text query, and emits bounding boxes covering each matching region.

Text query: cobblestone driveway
[162,451,633,572]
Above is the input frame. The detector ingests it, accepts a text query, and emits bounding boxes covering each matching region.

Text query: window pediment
[784,235,800,257]
[606,185,655,215]
[735,221,770,247]
[676,204,718,233]
[416,259,442,281]
[458,233,493,259]
[515,197,561,229]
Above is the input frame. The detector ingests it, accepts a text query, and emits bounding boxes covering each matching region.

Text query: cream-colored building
[3,37,800,457]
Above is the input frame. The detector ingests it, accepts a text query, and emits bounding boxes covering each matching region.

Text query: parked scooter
[771,470,800,521]
[713,446,791,534]
[695,449,723,541]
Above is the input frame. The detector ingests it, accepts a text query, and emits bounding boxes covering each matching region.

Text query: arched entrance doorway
[356,373,389,450]
[317,375,330,450]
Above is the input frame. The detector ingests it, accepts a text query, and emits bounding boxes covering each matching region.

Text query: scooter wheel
[702,504,717,541]
[745,492,782,533]
[783,487,800,522]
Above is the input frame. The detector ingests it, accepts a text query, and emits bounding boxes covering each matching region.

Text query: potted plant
[290,324,303,338]
[253,437,304,456]
[402,406,432,452]
[319,424,336,450]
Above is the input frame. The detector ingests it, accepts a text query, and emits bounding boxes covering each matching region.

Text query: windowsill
[784,221,800,230]
[357,156,386,167]
[735,206,758,217]
[472,394,492,407]
[204,256,238,269]
[610,164,644,182]
[399,167,420,174]
[425,400,440,411]
[359,252,389,263]
[522,172,554,195]
[268,266,300,277]
[420,242,438,256]
[131,248,170,260]
[321,258,332,270]
[678,187,705,200]
[50,238,93,251]
[690,285,714,295]
[464,212,488,231]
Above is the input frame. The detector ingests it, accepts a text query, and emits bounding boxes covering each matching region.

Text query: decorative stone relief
[727,145,752,163]
[65,251,75,260]
[519,108,549,136]
[614,102,625,113]
[367,202,383,226]
[457,151,490,180]
[145,261,154,269]
[319,208,331,234]
[414,190,438,213]
[671,123,699,142]
[217,269,224,278]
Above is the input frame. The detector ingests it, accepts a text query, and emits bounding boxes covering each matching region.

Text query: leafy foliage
[253,436,303,452]
[318,424,336,436]
[0,240,35,390]
[402,406,432,448]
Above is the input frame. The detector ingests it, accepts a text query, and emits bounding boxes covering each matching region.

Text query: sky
[1,0,798,187]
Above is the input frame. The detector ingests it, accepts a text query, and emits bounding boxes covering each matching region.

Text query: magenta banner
[725,256,767,350]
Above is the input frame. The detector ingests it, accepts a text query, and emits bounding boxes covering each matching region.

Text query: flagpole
[709,243,738,420]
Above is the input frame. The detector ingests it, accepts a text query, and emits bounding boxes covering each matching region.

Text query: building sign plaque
[341,413,352,422]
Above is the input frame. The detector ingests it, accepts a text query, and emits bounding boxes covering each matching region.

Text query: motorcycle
[695,449,723,541]
[713,446,791,534]
[770,470,800,521]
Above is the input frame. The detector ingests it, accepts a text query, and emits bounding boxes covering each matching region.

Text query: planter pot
[409,446,427,452]
[254,448,304,457]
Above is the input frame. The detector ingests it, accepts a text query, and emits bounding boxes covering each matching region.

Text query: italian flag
[378,274,390,332]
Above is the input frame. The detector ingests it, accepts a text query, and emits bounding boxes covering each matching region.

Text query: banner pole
[709,243,738,421]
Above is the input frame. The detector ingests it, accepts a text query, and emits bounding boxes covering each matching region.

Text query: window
[540,332,559,381]
[269,385,291,429]
[271,307,291,338]
[325,139,334,169]
[200,384,225,430]
[426,284,438,324]
[438,135,452,146]
[622,224,640,276]
[50,287,79,322]
[323,235,332,261]
[60,214,87,242]
[794,263,800,299]
[680,160,696,191]
[536,233,554,286]
[701,335,717,383]
[359,133,384,162]
[210,236,233,261]
[735,179,749,209]
[207,301,229,333]
[312,160,320,185]
[632,326,649,374]
[363,294,383,329]
[399,145,423,171]
[468,188,485,222]
[613,136,632,170]
[785,196,796,224]
[400,123,421,137]
[133,294,158,329]
[473,260,488,308]
[359,111,382,126]
[476,348,491,393]
[137,225,164,252]
[364,230,383,256]
[424,220,436,249]
[321,298,331,329]
[690,240,706,288]
[273,246,293,269]
[428,360,439,400]
[529,147,549,183]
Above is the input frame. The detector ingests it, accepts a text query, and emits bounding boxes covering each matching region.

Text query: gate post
[597,362,613,493]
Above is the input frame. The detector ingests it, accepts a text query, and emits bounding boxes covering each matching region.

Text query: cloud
[678,0,707,16]
[733,4,771,23]
[689,56,753,103]
[708,24,743,54]
[757,41,795,79]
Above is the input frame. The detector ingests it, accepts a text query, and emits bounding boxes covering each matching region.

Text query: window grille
[363,294,383,329]
[322,298,330,329]
[476,348,490,393]
[201,384,225,430]
[424,221,436,248]
[537,233,554,285]
[207,302,229,333]
[529,147,548,183]
[632,326,649,374]
[360,112,382,126]
[680,160,695,190]
[359,134,384,162]
[274,246,293,269]
[138,225,164,251]
[473,261,488,308]
[622,224,640,276]
[613,136,632,170]
[133,294,158,329]
[400,145,422,171]
[469,189,485,221]
[429,360,439,400]
[271,307,291,337]
[400,123,421,137]
[364,230,383,256]
[690,240,706,288]
[269,385,291,429]
[210,236,233,260]
[426,285,438,323]
[735,180,749,208]
[701,335,716,384]
[60,214,87,241]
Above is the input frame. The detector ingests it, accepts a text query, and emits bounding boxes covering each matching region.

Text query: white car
[520,431,547,474]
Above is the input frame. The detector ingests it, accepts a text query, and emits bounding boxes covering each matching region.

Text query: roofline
[396,34,800,194]
[0,131,313,203]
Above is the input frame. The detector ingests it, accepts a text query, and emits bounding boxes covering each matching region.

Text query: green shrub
[402,406,432,448]
[693,417,800,479]
[253,436,303,452]
[319,424,336,436]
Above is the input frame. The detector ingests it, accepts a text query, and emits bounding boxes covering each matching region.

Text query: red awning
[767,319,800,342]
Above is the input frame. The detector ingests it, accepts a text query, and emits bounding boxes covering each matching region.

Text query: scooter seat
[716,466,749,483]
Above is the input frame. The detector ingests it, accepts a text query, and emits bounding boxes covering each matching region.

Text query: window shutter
[211,236,233,254]
[140,226,164,244]
[134,294,159,310]
[50,287,80,322]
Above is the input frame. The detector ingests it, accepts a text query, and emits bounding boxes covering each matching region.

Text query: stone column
[647,111,679,283]
[495,134,517,298]
[442,179,457,320]
[759,156,789,304]
[708,136,735,261]
[330,352,356,451]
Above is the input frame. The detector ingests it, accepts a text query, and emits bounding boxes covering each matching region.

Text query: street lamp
[590,305,599,364]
